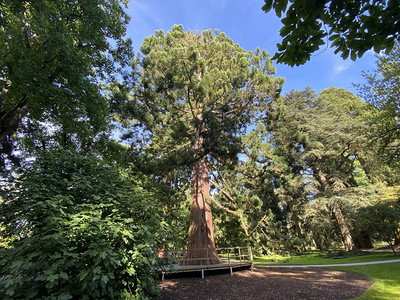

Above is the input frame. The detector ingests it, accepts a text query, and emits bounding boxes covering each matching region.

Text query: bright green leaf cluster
[0,150,162,299]
[262,0,399,66]
[0,0,133,169]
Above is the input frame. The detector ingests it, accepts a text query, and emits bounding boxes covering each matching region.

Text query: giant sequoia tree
[131,25,283,264]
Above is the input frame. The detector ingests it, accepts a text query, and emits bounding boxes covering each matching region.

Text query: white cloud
[334,60,352,74]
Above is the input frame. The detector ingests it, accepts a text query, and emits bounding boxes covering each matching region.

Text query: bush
[0,151,163,299]
[355,201,400,254]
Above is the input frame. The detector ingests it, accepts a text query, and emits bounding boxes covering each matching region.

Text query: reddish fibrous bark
[183,135,221,265]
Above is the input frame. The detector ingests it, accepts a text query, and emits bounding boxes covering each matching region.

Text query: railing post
[248,246,254,271]
[227,248,230,265]
[239,247,242,266]
[248,246,253,263]
[206,248,209,268]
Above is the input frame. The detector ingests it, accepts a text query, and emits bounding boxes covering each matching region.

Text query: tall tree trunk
[184,135,221,265]
[332,200,353,251]
[0,94,28,142]
[312,163,354,251]
[395,230,400,245]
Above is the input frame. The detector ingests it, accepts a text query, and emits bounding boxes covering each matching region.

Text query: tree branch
[0,94,28,141]
[208,196,238,215]
[209,179,237,206]
[248,215,267,237]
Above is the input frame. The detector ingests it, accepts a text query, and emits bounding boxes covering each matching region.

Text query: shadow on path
[160,266,373,300]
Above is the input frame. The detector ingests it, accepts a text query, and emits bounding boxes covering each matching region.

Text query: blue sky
[126,0,377,96]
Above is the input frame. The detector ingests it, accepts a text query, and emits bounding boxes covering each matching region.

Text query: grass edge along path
[330,263,400,300]
[254,252,400,300]
[254,251,399,265]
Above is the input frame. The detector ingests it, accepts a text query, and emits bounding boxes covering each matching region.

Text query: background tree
[209,87,382,254]
[262,0,400,66]
[356,200,400,255]
[209,121,310,254]
[124,25,283,264]
[357,42,400,173]
[0,0,133,170]
[264,87,375,251]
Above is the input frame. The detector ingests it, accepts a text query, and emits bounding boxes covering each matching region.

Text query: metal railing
[158,246,253,267]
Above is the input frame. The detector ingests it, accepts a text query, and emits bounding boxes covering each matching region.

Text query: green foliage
[124,24,283,170]
[0,0,133,169]
[262,0,400,66]
[355,201,400,253]
[357,42,400,173]
[304,198,342,250]
[0,151,163,299]
[262,87,375,250]
[207,87,377,253]
[0,196,15,248]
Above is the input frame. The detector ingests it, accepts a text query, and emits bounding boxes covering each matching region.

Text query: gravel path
[160,254,400,299]
[160,266,374,300]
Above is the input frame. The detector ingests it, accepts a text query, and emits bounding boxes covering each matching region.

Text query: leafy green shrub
[355,201,400,254]
[324,249,369,259]
[0,151,163,299]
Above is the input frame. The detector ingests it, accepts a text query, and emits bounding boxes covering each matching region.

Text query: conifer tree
[358,42,400,173]
[266,87,373,251]
[129,25,283,264]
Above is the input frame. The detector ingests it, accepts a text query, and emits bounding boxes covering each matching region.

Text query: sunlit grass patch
[331,263,400,300]
[254,251,399,265]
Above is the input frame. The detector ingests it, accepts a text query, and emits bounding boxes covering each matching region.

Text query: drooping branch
[209,179,238,207]
[209,175,252,236]
[209,178,269,238]
[208,196,238,215]
[248,215,267,237]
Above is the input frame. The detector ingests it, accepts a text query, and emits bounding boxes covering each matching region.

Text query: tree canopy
[0,0,133,170]
[253,87,378,251]
[262,0,400,66]
[358,42,400,171]
[132,25,283,166]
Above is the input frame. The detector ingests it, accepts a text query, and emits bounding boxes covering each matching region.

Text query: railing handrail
[162,246,251,251]
[158,246,253,265]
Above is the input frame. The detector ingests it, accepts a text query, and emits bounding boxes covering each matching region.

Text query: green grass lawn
[254,251,399,265]
[255,251,400,299]
[331,263,400,300]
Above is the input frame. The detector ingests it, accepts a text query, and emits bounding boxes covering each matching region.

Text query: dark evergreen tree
[264,87,374,251]
[122,25,283,264]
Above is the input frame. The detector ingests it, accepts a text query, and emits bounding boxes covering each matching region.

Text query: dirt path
[160,266,374,300]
